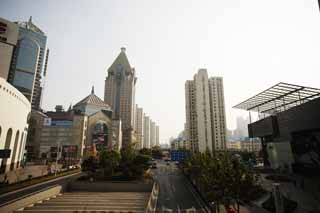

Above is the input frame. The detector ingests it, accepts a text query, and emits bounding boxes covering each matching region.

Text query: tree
[99,150,120,177]
[139,148,152,156]
[151,146,162,159]
[184,151,259,212]
[81,156,98,173]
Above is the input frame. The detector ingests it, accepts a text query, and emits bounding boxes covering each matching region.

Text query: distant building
[226,140,261,152]
[0,77,31,174]
[185,69,226,153]
[7,17,49,110]
[0,17,19,80]
[156,125,159,146]
[150,121,156,148]
[104,47,137,147]
[143,115,150,148]
[134,105,144,149]
[233,116,249,139]
[170,137,191,151]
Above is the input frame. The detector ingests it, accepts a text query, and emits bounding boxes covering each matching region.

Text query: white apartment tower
[150,121,156,148]
[185,69,226,153]
[143,115,150,148]
[156,125,159,146]
[134,105,144,149]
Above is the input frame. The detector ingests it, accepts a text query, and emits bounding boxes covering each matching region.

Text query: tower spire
[91,86,94,94]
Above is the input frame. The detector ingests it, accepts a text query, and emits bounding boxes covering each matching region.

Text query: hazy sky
[2,1,320,144]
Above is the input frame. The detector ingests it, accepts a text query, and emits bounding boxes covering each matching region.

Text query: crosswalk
[15,192,150,212]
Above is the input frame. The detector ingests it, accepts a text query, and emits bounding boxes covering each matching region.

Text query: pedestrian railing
[146,182,159,212]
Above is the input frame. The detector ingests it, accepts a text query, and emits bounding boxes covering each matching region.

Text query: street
[0,172,82,207]
[153,160,208,212]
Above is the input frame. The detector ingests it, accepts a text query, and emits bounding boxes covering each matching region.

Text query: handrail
[0,184,60,207]
[146,182,159,212]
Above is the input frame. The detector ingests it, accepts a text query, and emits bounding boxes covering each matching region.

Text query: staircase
[15,192,149,212]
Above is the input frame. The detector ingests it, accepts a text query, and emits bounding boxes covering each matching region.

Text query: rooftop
[233,82,320,114]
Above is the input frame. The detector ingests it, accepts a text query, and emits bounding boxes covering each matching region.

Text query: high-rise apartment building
[185,69,226,153]
[8,17,49,110]
[134,105,144,149]
[150,121,156,148]
[143,115,150,148]
[104,47,137,147]
[156,125,159,146]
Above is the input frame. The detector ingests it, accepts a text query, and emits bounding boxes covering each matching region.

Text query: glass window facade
[12,71,34,90]
[15,38,39,73]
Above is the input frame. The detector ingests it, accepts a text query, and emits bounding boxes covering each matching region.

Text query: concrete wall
[0,185,63,213]
[68,181,153,192]
[267,142,294,171]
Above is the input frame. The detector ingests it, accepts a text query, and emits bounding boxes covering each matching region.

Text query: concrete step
[35,202,146,207]
[16,210,145,213]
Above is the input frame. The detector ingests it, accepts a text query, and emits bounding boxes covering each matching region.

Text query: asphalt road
[153,161,208,212]
[0,172,83,207]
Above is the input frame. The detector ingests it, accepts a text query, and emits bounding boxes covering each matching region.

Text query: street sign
[0,149,11,158]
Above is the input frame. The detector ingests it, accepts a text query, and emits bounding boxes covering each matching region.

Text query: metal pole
[249,111,253,152]
[55,142,60,176]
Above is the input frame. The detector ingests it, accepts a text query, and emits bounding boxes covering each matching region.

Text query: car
[175,161,179,165]
[151,162,157,169]
[166,162,170,166]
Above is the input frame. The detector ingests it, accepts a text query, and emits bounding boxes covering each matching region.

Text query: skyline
[2,0,320,144]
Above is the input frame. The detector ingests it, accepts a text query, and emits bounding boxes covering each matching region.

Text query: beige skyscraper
[156,125,159,146]
[104,47,137,147]
[143,115,150,148]
[150,120,156,148]
[185,69,226,153]
[134,105,144,149]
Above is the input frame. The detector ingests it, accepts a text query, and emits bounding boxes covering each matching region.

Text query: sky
[1,0,320,144]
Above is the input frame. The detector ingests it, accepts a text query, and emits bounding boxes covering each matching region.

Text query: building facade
[134,105,144,149]
[0,17,19,80]
[185,69,226,153]
[104,47,137,147]
[0,77,31,173]
[39,110,87,165]
[156,125,159,146]
[150,121,156,148]
[143,115,150,148]
[7,17,49,110]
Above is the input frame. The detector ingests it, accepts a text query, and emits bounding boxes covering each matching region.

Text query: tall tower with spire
[104,48,137,147]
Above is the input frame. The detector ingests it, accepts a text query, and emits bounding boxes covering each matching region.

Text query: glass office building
[8,17,49,110]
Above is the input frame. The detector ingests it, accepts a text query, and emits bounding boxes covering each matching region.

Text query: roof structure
[233,82,320,114]
[108,47,132,71]
[74,86,111,110]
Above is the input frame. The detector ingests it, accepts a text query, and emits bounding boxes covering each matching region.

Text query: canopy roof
[233,82,320,114]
